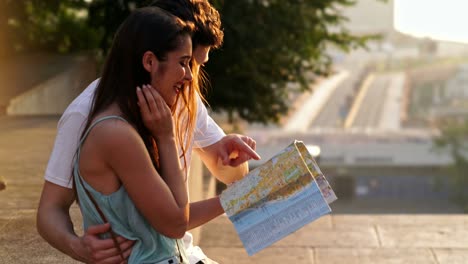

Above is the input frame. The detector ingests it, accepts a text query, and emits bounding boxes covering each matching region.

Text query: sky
[394,0,468,44]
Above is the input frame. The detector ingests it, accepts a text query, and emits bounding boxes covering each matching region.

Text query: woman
[73,7,196,263]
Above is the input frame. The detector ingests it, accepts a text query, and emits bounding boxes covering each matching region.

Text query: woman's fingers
[146,85,162,112]
[136,87,150,116]
[142,85,159,115]
[136,84,174,138]
[147,85,170,115]
[140,84,169,116]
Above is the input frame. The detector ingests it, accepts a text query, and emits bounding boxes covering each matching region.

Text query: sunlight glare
[394,0,468,43]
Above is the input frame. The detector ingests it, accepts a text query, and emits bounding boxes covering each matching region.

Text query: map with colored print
[219,140,337,255]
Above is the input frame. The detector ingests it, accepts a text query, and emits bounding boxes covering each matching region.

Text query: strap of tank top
[75,115,127,167]
[75,115,127,261]
[78,115,128,147]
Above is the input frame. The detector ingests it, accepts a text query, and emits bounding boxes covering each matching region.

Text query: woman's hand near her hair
[135,84,189,237]
[136,84,174,140]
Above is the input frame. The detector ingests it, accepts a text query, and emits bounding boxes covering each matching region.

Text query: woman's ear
[142,51,158,73]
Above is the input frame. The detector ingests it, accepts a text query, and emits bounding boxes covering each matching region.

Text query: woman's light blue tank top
[73,116,188,264]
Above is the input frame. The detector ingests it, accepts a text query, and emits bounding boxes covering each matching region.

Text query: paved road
[348,74,390,128]
[345,73,405,130]
[0,115,82,263]
[310,57,371,129]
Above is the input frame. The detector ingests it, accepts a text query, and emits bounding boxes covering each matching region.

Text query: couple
[36,1,261,264]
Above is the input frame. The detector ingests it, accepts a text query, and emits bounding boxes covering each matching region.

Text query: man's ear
[142,51,158,73]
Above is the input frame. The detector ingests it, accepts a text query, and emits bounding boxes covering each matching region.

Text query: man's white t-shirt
[44,79,225,263]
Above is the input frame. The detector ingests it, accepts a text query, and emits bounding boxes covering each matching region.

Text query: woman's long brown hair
[76,7,197,184]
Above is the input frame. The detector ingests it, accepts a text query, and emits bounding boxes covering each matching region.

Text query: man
[36,1,260,263]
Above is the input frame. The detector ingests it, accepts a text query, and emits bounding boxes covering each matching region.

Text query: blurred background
[1,0,467,216]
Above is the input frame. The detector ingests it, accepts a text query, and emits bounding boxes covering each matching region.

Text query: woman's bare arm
[188,197,224,230]
[89,122,189,238]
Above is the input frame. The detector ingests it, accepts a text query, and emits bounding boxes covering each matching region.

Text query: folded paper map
[219,140,337,255]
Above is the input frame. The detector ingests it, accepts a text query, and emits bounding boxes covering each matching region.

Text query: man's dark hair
[150,0,223,48]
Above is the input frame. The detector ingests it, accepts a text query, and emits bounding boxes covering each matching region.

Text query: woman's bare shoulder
[88,117,143,149]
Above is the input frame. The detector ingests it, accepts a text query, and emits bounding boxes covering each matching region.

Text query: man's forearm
[188,197,224,230]
[37,207,84,262]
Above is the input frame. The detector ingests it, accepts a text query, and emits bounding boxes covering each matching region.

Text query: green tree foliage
[2,0,376,124]
[205,0,375,123]
[86,0,152,52]
[1,0,99,56]
[434,120,468,213]
[66,0,377,124]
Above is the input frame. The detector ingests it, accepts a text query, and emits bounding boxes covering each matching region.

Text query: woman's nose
[185,68,193,82]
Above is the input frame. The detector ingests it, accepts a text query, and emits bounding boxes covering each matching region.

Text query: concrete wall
[6,55,97,115]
